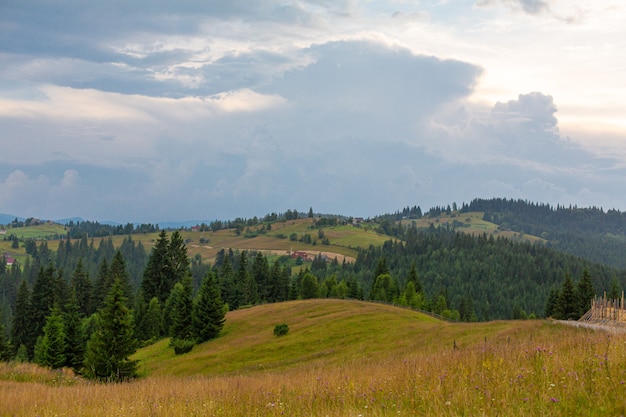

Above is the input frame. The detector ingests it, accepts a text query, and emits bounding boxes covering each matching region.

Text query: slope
[135,299,550,377]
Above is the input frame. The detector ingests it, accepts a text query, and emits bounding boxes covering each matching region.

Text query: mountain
[0,213,23,224]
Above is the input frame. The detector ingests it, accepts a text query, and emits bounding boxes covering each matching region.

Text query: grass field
[403,211,545,244]
[2,299,626,416]
[3,213,544,268]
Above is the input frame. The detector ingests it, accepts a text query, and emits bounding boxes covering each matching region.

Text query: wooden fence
[579,292,626,323]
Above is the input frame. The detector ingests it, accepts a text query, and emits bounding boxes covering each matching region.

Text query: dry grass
[3,300,626,416]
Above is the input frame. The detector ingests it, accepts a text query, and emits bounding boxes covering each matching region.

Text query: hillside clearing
[4,300,626,416]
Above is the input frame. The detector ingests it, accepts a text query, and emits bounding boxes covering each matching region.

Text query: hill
[135,299,444,376]
[8,299,626,416]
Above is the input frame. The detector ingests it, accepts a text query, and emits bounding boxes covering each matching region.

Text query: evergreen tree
[109,250,134,305]
[92,258,111,309]
[192,270,225,343]
[33,306,66,369]
[31,264,57,341]
[83,279,138,382]
[608,277,622,300]
[234,251,250,308]
[168,277,194,343]
[576,270,595,317]
[0,315,10,361]
[252,252,270,302]
[63,291,85,371]
[141,231,173,304]
[267,260,283,303]
[218,253,236,309]
[407,263,423,294]
[11,280,34,358]
[374,257,389,278]
[300,272,319,299]
[555,274,578,320]
[71,258,94,316]
[544,287,560,318]
[142,297,163,342]
[370,273,397,303]
[168,231,191,286]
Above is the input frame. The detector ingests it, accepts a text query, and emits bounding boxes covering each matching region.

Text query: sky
[1,0,625,223]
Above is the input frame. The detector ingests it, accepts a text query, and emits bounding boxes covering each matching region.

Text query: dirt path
[555,320,626,334]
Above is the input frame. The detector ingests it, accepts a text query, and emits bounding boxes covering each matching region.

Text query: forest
[1,198,626,380]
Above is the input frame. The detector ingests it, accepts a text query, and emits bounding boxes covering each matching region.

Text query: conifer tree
[407,264,423,294]
[31,264,57,341]
[168,277,194,343]
[235,251,253,307]
[109,250,134,305]
[83,279,138,382]
[141,231,173,304]
[0,315,10,361]
[218,254,236,308]
[168,231,191,286]
[555,274,578,320]
[63,290,85,371]
[544,287,559,318]
[576,270,595,317]
[33,306,66,369]
[142,297,163,342]
[252,252,270,302]
[71,258,94,316]
[300,272,319,299]
[11,280,34,358]
[608,277,622,300]
[92,258,111,309]
[192,270,225,343]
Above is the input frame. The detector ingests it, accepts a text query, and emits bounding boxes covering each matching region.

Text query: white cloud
[1,1,626,221]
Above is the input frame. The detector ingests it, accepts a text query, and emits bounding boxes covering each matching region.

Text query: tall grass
[2,301,626,416]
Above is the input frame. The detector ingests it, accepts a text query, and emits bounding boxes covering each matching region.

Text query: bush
[171,339,195,355]
[273,324,289,337]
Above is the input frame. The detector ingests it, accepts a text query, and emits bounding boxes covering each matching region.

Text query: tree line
[3,209,626,379]
[0,231,225,382]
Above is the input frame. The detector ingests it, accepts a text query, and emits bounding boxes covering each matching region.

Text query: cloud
[1,0,626,222]
[475,0,550,15]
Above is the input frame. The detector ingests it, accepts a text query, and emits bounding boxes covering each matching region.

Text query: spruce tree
[142,297,163,342]
[83,279,138,382]
[109,250,134,305]
[33,306,66,369]
[218,254,236,309]
[168,231,191,286]
[576,270,595,318]
[141,231,173,304]
[12,280,35,358]
[192,270,225,343]
[92,258,111,309]
[71,258,94,316]
[31,264,57,342]
[407,264,423,294]
[235,251,252,307]
[608,277,621,300]
[556,274,578,320]
[252,252,270,302]
[0,315,10,361]
[300,272,319,299]
[168,277,194,343]
[63,291,85,371]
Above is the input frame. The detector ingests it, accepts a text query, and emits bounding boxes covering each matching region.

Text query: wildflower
[550,397,559,403]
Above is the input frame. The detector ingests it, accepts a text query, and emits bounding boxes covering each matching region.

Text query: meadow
[2,300,626,416]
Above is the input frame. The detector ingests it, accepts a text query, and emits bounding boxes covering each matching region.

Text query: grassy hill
[2,217,391,266]
[400,211,545,244]
[4,299,626,416]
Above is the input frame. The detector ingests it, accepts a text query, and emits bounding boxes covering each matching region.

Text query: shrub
[273,324,289,337]
[172,339,195,355]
